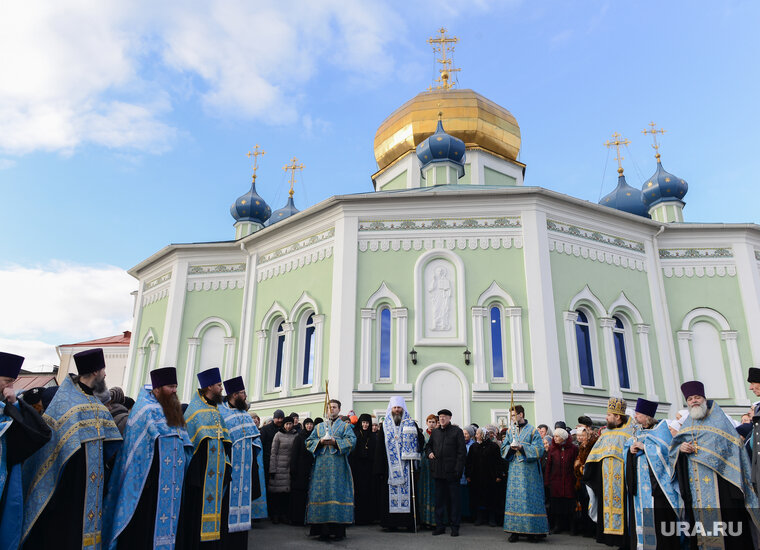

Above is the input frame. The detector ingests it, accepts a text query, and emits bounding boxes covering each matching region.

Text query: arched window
[575,310,595,386]
[378,307,392,380]
[692,321,729,397]
[302,313,316,386]
[273,320,286,389]
[490,305,505,379]
[612,316,630,389]
[199,325,225,373]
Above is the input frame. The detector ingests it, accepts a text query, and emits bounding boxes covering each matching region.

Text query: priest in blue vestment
[501,404,549,543]
[583,397,635,549]
[624,398,681,550]
[0,352,51,550]
[671,380,760,550]
[219,376,261,550]
[175,367,232,550]
[22,348,123,550]
[102,367,192,550]
[306,398,356,541]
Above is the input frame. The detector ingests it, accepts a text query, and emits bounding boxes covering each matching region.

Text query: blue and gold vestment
[219,401,259,532]
[102,389,192,550]
[305,417,356,524]
[21,376,122,549]
[500,422,549,535]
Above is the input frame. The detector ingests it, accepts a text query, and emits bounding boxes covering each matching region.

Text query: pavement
[248,521,601,549]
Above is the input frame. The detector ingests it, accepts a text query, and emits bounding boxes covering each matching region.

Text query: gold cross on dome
[283,157,304,198]
[428,28,460,90]
[604,132,631,175]
[246,145,265,182]
[642,122,666,160]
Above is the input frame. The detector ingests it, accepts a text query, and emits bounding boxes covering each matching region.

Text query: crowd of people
[2,347,760,549]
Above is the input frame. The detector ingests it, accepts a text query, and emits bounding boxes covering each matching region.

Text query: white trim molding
[413,248,467,346]
[413,363,471,425]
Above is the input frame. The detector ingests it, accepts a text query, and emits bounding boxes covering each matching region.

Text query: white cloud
[0,159,16,170]
[0,262,135,366]
[0,0,403,155]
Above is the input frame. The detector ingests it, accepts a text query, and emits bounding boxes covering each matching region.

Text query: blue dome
[265,195,300,226]
[642,158,688,209]
[230,177,271,225]
[415,119,466,177]
[599,173,649,217]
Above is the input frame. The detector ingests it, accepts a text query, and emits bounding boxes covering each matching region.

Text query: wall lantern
[410,348,418,365]
[464,348,471,365]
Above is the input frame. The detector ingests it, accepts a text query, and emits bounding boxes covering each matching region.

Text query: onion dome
[599,173,649,217]
[374,89,520,170]
[415,117,466,176]
[265,191,300,226]
[230,176,271,225]
[642,155,688,209]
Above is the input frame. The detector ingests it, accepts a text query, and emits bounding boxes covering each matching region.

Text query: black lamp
[464,348,471,365]
[410,348,418,365]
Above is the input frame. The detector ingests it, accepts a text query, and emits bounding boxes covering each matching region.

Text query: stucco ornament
[426,262,454,333]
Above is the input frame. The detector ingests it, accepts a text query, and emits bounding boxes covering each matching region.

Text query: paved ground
[248,522,599,549]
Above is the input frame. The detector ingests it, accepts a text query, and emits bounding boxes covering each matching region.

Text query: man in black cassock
[0,352,51,550]
[260,408,284,515]
[289,417,314,525]
[175,367,232,550]
[350,413,377,525]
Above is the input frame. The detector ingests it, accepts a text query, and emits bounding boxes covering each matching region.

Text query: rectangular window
[379,308,391,379]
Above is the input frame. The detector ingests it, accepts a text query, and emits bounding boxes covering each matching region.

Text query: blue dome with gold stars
[416,118,466,177]
[642,157,688,209]
[599,173,649,217]
[230,177,271,225]
[265,194,300,226]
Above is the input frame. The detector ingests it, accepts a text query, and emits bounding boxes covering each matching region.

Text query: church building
[123,30,760,426]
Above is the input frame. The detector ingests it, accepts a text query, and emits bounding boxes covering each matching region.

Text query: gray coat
[268,429,298,493]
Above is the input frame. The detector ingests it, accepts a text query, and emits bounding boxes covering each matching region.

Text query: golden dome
[373,89,521,171]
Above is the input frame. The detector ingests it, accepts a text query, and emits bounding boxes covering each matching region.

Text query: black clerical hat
[0,351,24,379]
[73,348,105,375]
[681,380,705,400]
[197,367,221,388]
[748,367,760,384]
[223,376,245,395]
[150,367,177,389]
[635,398,658,418]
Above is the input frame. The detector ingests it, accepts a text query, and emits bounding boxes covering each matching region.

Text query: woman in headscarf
[544,427,578,534]
[268,416,298,523]
[460,425,476,521]
[572,424,598,536]
[349,413,377,525]
[465,427,503,526]
[289,417,314,525]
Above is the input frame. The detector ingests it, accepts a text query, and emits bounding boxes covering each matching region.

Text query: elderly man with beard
[22,348,123,549]
[175,367,232,550]
[102,367,192,549]
[671,381,760,549]
[582,397,635,549]
[218,376,261,549]
[374,397,422,531]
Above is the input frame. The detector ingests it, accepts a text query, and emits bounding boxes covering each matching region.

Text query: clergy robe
[175,391,232,550]
[583,418,634,549]
[218,401,262,550]
[501,421,549,535]
[305,417,356,525]
[0,398,51,550]
[289,428,314,526]
[22,376,122,550]
[418,429,437,527]
[102,389,193,550]
[250,424,268,520]
[671,401,760,550]
[349,424,377,525]
[623,420,681,550]
[373,413,422,529]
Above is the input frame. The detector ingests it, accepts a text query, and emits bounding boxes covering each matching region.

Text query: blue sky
[1,0,758,368]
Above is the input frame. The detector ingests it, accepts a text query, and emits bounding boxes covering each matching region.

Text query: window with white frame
[612,316,631,390]
[298,312,316,386]
[575,310,595,387]
[691,321,729,398]
[271,319,286,390]
[377,306,392,381]
[488,304,506,380]
[198,324,225,373]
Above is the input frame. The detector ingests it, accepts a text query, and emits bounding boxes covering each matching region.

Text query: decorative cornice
[188,263,245,274]
[352,391,414,401]
[471,390,534,402]
[257,228,335,282]
[359,235,522,253]
[358,216,521,232]
[250,392,326,410]
[662,265,737,278]
[142,287,169,306]
[659,247,733,259]
[260,228,335,265]
[187,279,245,292]
[547,219,645,253]
[145,270,171,290]
[549,238,646,272]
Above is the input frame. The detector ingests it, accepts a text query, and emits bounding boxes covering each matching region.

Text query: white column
[158,261,189,368]
[279,323,295,397]
[733,242,760,366]
[676,331,694,382]
[148,342,159,373]
[562,312,583,393]
[223,337,236,380]
[635,324,658,400]
[312,315,326,390]
[599,318,622,397]
[238,251,258,384]
[723,331,750,405]
[506,307,527,390]
[521,207,563,425]
[471,307,488,391]
[358,309,375,391]
[253,330,267,401]
[125,288,145,396]
[183,338,200,402]
[131,347,146,396]
[393,308,411,391]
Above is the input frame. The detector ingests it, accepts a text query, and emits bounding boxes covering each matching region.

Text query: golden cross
[604,132,631,175]
[283,156,304,198]
[428,27,460,90]
[642,122,666,160]
[246,145,265,182]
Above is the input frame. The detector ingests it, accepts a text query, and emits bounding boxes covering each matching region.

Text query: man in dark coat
[260,409,284,515]
[424,408,466,537]
[289,418,314,525]
[350,413,377,525]
[465,427,502,526]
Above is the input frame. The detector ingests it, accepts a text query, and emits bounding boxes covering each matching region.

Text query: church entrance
[415,363,469,426]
